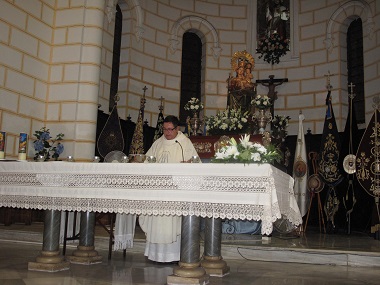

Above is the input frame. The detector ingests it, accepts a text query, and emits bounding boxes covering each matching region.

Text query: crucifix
[158,96,165,113]
[348,82,356,100]
[324,70,336,91]
[256,75,288,102]
[344,82,356,235]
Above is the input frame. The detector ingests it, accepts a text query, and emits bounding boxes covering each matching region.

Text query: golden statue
[227,51,256,115]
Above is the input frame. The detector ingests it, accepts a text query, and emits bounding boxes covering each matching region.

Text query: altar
[0,161,302,284]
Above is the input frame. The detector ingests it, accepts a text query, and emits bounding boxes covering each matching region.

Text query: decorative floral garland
[256,33,289,65]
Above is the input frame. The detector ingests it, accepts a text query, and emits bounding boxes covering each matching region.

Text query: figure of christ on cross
[256,75,288,102]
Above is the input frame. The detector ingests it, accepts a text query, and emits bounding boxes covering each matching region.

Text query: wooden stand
[304,192,326,234]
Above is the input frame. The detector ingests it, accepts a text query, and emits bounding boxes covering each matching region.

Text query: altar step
[1,224,379,268]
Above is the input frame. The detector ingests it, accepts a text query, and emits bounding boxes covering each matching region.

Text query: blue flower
[34,140,44,152]
[33,127,65,161]
[55,143,64,155]
[40,132,51,141]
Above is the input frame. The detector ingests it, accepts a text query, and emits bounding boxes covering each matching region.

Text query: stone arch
[169,15,222,60]
[325,0,374,53]
[125,0,144,42]
[107,0,144,41]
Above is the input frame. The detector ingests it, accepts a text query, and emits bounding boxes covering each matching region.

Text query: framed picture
[256,0,290,42]
[247,0,298,62]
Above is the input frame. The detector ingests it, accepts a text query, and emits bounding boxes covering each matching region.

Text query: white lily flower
[257,145,267,154]
[239,134,251,148]
[230,137,237,146]
[225,145,238,157]
[233,151,240,159]
[214,150,229,159]
[251,152,261,161]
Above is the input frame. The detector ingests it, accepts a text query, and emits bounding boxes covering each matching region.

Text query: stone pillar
[28,210,70,272]
[66,211,102,264]
[201,217,230,277]
[167,215,209,285]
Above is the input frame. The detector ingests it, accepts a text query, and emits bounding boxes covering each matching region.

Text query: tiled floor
[1,223,380,284]
[1,240,380,285]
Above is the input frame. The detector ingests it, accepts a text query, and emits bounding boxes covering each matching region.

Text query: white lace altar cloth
[0,162,302,235]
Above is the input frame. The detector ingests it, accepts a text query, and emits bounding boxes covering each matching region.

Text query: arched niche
[107,0,144,42]
[169,15,222,60]
[325,0,374,53]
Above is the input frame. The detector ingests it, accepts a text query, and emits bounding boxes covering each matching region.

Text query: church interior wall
[98,6,115,114]
[0,0,53,159]
[47,0,104,161]
[0,0,106,160]
[0,0,379,161]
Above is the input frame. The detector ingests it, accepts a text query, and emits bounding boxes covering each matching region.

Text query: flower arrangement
[271,115,290,146]
[212,134,281,164]
[205,108,250,135]
[272,115,291,136]
[252,95,272,109]
[184,97,204,114]
[256,33,289,65]
[33,127,64,161]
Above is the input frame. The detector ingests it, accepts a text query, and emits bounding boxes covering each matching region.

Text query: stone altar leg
[167,215,209,285]
[66,211,102,264]
[28,210,70,272]
[201,217,230,277]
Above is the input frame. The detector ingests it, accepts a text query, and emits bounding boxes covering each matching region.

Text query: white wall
[0,0,106,160]
[0,0,379,160]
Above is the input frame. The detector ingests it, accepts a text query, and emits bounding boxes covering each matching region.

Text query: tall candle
[0,131,5,159]
[18,132,28,160]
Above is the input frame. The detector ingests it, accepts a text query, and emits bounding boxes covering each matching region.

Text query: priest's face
[163,122,179,140]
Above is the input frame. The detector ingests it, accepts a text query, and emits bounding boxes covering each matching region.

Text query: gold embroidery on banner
[319,133,340,183]
[356,121,380,197]
[356,152,370,181]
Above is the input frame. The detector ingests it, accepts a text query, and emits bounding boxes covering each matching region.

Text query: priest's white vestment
[139,131,199,262]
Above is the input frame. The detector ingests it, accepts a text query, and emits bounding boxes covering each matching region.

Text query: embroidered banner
[153,111,164,142]
[293,112,309,217]
[318,91,343,186]
[356,109,380,197]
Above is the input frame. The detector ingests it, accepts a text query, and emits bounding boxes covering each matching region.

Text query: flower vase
[189,113,202,136]
[255,108,272,134]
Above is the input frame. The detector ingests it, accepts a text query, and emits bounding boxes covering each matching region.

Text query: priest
[139,115,200,263]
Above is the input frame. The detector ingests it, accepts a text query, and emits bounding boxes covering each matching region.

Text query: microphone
[175,140,185,162]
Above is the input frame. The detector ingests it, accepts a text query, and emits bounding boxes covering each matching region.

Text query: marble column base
[201,256,230,277]
[66,245,102,265]
[28,250,70,272]
[168,261,209,285]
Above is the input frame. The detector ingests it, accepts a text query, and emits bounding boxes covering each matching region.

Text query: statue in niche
[227,51,256,115]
